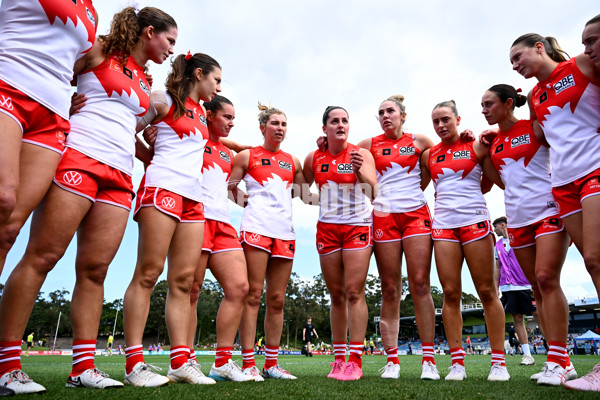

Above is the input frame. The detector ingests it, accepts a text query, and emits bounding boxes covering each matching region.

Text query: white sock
[521,344,531,356]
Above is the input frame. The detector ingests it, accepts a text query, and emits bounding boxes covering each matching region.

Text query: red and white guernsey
[428,140,489,229]
[531,58,600,187]
[67,54,150,175]
[490,120,558,228]
[241,146,296,240]
[0,0,97,119]
[201,139,234,223]
[370,133,427,213]
[144,93,209,202]
[312,144,373,226]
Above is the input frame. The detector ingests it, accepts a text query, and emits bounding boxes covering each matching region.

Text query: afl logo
[161,197,176,209]
[374,229,383,239]
[249,233,261,242]
[63,171,82,186]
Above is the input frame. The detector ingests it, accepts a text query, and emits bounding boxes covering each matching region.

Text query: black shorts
[501,290,536,315]
[304,335,313,343]
[27,342,33,347]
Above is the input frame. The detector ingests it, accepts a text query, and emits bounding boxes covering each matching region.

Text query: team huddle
[0,0,599,396]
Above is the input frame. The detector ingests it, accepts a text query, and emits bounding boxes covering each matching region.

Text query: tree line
[0,276,480,347]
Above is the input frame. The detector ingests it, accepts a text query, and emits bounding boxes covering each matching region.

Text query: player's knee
[266,293,285,313]
[535,270,560,293]
[0,188,17,223]
[28,247,67,274]
[189,286,200,303]
[225,280,249,303]
[477,287,497,304]
[443,288,461,305]
[0,222,21,252]
[245,288,263,308]
[136,263,165,289]
[346,288,364,306]
[381,283,399,303]
[408,277,430,299]
[168,273,194,294]
[329,288,347,306]
[584,252,600,277]
[82,264,110,285]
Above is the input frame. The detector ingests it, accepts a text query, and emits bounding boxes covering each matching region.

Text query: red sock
[189,347,197,363]
[125,345,144,374]
[0,341,22,376]
[386,347,399,364]
[547,341,567,368]
[170,346,189,370]
[333,342,346,362]
[348,342,363,368]
[450,347,465,366]
[242,349,255,369]
[215,347,232,368]
[264,345,279,369]
[71,340,96,376]
[491,350,505,366]
[422,342,435,364]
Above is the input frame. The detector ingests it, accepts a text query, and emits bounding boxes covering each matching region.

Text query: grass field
[16,354,600,399]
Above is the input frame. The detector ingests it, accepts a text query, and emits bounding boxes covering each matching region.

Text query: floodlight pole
[112,305,120,337]
[52,311,62,352]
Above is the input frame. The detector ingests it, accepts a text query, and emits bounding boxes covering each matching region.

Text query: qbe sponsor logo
[337,163,353,174]
[554,74,575,95]
[86,8,96,25]
[452,150,470,160]
[139,80,150,95]
[398,146,415,156]
[511,134,530,148]
[63,171,82,186]
[219,151,231,163]
[278,160,292,171]
[161,196,176,209]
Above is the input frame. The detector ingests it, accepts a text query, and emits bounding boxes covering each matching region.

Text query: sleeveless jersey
[144,93,209,202]
[201,139,234,223]
[490,120,558,227]
[370,133,427,213]
[428,140,489,229]
[0,0,97,119]
[67,54,150,176]
[312,144,373,226]
[531,58,600,186]
[240,146,296,240]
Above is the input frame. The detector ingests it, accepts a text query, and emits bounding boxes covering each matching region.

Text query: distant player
[25,333,34,356]
[302,318,318,357]
[106,335,114,356]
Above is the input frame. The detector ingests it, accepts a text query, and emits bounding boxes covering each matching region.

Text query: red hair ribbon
[516,88,522,93]
[185,50,193,60]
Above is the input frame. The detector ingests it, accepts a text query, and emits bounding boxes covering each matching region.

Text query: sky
[1,0,598,305]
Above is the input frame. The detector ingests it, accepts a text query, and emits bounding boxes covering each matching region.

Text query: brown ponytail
[166,53,221,120]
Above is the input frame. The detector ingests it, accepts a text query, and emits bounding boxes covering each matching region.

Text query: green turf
[15,354,600,399]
